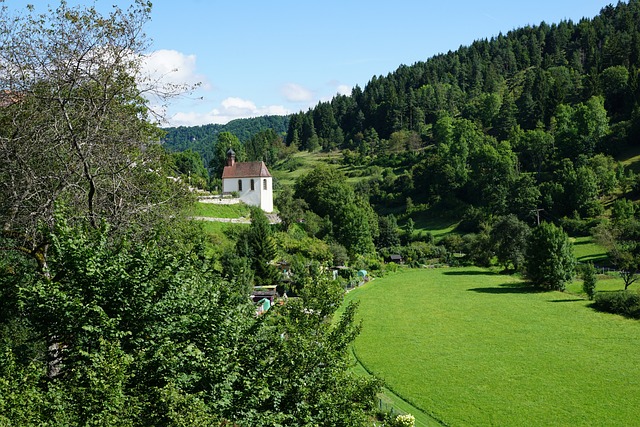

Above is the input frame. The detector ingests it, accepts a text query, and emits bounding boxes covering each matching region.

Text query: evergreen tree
[490,215,531,272]
[581,262,598,300]
[247,207,281,287]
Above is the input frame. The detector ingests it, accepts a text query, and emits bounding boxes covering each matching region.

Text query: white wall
[259,177,273,212]
[222,177,273,212]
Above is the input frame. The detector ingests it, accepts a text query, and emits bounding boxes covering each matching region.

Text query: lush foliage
[292,165,378,259]
[280,0,640,227]
[0,2,380,425]
[0,0,192,256]
[525,222,576,290]
[594,218,640,289]
[1,217,379,425]
[162,115,289,167]
[581,262,598,300]
[593,290,640,318]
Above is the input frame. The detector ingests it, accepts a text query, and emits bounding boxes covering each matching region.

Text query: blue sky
[11,1,615,126]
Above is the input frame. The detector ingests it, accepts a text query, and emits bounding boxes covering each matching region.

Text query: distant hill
[288,0,640,150]
[161,115,290,166]
[281,0,640,224]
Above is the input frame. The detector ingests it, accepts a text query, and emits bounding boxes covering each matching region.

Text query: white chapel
[221,148,273,212]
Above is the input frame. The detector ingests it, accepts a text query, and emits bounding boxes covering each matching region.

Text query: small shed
[390,254,404,264]
[251,286,277,305]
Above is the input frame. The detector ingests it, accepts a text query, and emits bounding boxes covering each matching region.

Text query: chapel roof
[222,161,271,179]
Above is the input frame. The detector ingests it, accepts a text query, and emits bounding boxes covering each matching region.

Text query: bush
[593,291,640,318]
[581,263,597,300]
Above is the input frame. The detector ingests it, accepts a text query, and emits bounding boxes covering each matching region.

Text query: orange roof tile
[222,161,271,179]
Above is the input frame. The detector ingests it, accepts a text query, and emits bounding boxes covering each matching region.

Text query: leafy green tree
[229,277,381,425]
[508,173,542,222]
[594,219,640,290]
[466,140,517,213]
[490,215,531,272]
[0,0,191,270]
[404,218,415,244]
[586,154,619,197]
[171,149,210,188]
[0,0,192,382]
[574,96,610,154]
[554,159,602,218]
[295,165,376,257]
[525,222,576,290]
[463,224,494,267]
[611,198,637,222]
[514,128,555,176]
[210,131,245,178]
[376,214,401,248]
[274,186,308,231]
[245,128,285,166]
[600,65,630,116]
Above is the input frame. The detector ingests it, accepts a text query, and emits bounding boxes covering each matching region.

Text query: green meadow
[190,201,251,219]
[344,268,640,426]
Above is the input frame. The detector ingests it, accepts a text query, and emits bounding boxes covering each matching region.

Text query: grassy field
[190,201,251,219]
[272,151,343,186]
[344,267,640,426]
[618,145,640,175]
[571,235,609,265]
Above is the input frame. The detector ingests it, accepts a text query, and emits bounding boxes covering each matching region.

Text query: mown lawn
[344,267,640,426]
[571,235,609,265]
[190,201,251,218]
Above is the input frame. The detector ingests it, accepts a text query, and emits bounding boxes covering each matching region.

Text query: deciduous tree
[594,218,640,290]
[0,0,191,271]
[525,222,576,290]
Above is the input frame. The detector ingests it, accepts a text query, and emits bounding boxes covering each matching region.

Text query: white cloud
[281,83,314,103]
[167,97,290,127]
[140,49,209,89]
[336,84,351,95]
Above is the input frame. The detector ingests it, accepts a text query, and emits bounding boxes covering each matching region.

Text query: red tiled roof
[222,161,271,179]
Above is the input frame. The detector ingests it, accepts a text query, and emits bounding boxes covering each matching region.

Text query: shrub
[593,291,640,319]
[394,414,416,427]
[581,263,597,300]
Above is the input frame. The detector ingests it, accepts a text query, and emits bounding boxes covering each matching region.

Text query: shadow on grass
[443,270,498,276]
[577,254,609,263]
[573,239,595,246]
[548,298,585,302]
[468,282,542,294]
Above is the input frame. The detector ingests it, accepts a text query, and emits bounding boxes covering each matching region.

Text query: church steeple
[226,148,236,166]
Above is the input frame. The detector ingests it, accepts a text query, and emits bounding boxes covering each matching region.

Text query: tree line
[283,0,640,224]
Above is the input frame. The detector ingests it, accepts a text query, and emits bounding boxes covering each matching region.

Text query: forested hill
[287,0,640,150]
[161,115,289,165]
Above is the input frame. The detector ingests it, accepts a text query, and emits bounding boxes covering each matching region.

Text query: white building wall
[259,177,273,212]
[222,177,273,213]
[222,178,238,193]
